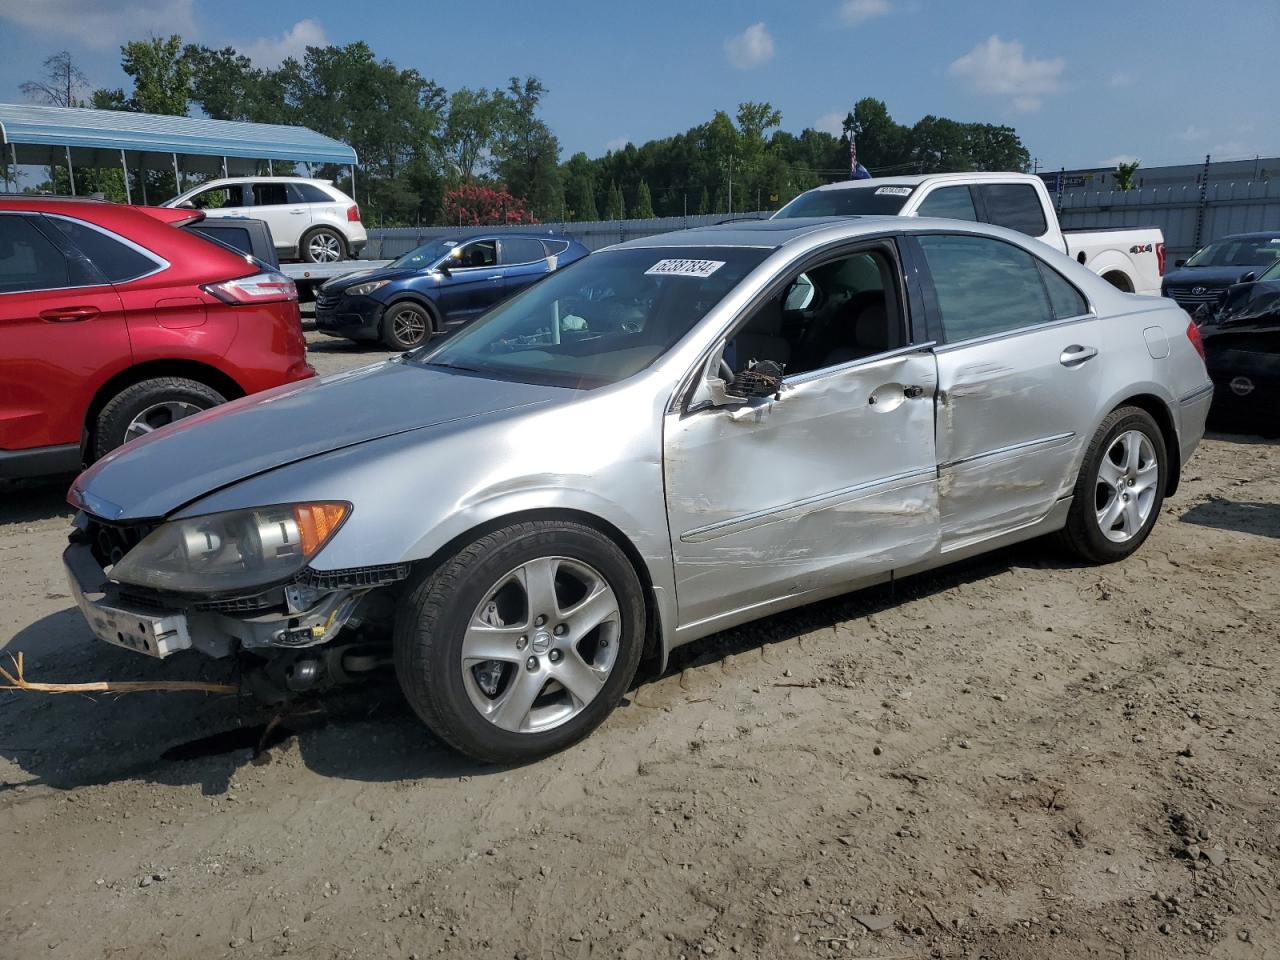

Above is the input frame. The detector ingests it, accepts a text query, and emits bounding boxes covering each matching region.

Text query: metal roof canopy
[0,103,357,167]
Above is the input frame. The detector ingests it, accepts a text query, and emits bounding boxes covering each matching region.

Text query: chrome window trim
[930,312,1097,354]
[40,212,170,284]
[783,340,938,386]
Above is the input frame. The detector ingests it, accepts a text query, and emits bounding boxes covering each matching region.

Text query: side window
[727,247,903,377]
[250,183,290,206]
[0,216,71,293]
[44,217,160,284]
[1038,261,1089,319]
[501,238,547,265]
[190,185,239,209]
[978,184,1048,237]
[290,183,332,203]
[918,234,1053,342]
[916,186,977,221]
[453,240,497,269]
[543,239,571,257]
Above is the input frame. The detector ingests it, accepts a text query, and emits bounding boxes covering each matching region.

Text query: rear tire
[93,377,226,460]
[1057,405,1167,563]
[301,227,347,264]
[380,301,433,351]
[393,520,646,763]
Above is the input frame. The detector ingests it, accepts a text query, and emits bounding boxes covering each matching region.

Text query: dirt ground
[2,323,1277,960]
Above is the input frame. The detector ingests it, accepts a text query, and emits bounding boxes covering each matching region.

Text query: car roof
[1214,231,1280,241]
[195,176,333,185]
[610,216,900,251]
[804,171,1038,194]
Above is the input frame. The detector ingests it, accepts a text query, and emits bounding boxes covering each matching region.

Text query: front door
[909,232,1100,551]
[436,239,502,322]
[663,242,941,631]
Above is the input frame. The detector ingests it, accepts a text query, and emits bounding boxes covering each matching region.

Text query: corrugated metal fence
[365,213,771,259]
[1059,180,1280,264]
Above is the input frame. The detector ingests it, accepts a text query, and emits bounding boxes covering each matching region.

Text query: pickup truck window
[978,183,1048,237]
[919,234,1054,342]
[774,186,916,219]
[916,186,977,221]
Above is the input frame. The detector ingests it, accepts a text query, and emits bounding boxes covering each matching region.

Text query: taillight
[203,271,298,305]
[347,205,361,223]
[1185,319,1206,360]
[1156,242,1166,276]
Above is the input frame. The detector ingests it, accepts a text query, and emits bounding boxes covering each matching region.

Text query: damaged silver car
[64,217,1214,762]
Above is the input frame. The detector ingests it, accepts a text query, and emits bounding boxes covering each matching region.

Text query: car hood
[323,267,422,294]
[1203,280,1280,333]
[1163,265,1269,288]
[71,362,566,521]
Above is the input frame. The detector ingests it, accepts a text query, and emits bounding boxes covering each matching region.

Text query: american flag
[849,113,872,180]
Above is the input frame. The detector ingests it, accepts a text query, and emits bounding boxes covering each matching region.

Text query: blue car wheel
[382,301,433,351]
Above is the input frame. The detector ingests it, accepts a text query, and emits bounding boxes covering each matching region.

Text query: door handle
[40,305,100,322]
[487,274,503,281]
[903,385,926,399]
[289,209,307,214]
[1060,344,1098,367]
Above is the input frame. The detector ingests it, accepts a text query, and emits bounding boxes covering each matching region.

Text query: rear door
[246,182,307,253]
[498,237,552,299]
[0,213,128,454]
[907,231,1099,551]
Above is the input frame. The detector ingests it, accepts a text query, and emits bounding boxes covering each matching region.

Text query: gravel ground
[1,326,1277,959]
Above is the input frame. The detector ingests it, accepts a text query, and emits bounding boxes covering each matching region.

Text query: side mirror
[1241,271,1257,283]
[178,200,196,209]
[434,262,451,277]
[1175,259,1187,268]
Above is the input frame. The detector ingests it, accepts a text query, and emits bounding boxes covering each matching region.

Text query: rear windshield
[412,246,770,389]
[774,185,915,219]
[1186,236,1280,268]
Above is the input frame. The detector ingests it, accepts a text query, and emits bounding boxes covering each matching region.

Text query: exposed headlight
[110,502,350,594]
[346,279,390,297]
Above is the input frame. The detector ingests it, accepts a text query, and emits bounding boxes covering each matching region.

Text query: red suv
[0,198,314,481]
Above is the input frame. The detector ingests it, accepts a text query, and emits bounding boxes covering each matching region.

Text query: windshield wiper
[422,360,486,374]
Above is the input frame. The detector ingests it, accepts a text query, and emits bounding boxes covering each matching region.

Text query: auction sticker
[645,258,725,278]
[875,186,913,196]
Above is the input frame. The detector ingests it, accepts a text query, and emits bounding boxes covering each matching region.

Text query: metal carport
[0,102,358,203]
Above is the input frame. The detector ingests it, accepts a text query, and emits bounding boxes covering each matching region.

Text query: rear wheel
[380,301,432,351]
[301,227,347,264]
[393,520,646,763]
[93,377,226,460]
[1057,406,1167,563]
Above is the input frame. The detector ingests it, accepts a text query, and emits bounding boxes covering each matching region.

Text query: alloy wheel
[308,232,342,263]
[392,306,428,346]
[1094,429,1159,543]
[460,556,621,734]
[123,400,204,443]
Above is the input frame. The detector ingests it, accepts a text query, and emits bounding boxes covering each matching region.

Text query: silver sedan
[64,216,1214,762]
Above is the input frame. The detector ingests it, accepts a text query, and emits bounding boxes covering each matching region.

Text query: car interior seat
[728,296,791,372]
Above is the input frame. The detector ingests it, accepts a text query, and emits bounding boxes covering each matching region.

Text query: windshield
[391,239,460,270]
[1260,259,1280,282]
[413,246,770,388]
[774,184,915,219]
[1185,236,1280,268]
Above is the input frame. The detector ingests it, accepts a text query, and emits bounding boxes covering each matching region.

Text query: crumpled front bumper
[63,541,365,660]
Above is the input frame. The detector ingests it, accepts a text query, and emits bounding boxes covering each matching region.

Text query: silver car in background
[64,216,1213,762]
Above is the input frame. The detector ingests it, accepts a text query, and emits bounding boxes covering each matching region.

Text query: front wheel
[393,520,646,763]
[1057,406,1167,563]
[380,301,432,351]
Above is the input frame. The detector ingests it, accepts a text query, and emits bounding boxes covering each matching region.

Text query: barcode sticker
[645,258,725,279]
[875,186,912,197]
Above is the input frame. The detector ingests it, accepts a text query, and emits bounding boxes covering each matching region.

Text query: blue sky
[1,0,1277,170]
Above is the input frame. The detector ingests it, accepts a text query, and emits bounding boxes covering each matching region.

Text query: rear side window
[918,234,1054,341]
[292,183,333,203]
[501,238,547,265]
[44,216,160,284]
[979,184,1048,237]
[1038,262,1089,319]
[916,186,977,221]
[251,183,290,206]
[0,215,71,293]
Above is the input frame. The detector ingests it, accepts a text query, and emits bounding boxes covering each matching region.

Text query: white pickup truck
[774,171,1165,296]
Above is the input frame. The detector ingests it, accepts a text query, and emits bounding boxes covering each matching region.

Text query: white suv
[163,177,367,263]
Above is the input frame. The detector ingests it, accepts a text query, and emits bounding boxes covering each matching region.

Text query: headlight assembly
[346,279,390,297]
[109,502,351,594]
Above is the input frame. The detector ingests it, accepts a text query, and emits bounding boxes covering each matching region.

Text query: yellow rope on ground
[0,651,239,696]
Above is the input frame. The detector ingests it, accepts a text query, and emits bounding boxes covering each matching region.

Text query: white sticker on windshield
[875,186,912,196]
[645,258,725,279]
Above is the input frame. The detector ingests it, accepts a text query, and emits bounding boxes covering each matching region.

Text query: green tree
[494,76,562,220]
[633,179,655,219]
[442,87,504,182]
[696,186,710,215]
[121,36,191,115]
[184,45,289,123]
[606,180,625,219]
[562,152,597,221]
[1115,159,1140,191]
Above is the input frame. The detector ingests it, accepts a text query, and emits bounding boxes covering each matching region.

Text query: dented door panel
[664,351,940,629]
[934,320,1099,549]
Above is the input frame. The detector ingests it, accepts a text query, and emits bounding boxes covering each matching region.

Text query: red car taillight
[1156,242,1166,276]
[203,271,298,305]
[1185,319,1206,360]
[347,204,361,223]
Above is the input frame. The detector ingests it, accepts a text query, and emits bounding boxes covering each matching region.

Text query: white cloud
[241,19,327,67]
[815,112,846,135]
[0,0,195,49]
[948,35,1065,112]
[1104,154,1140,167]
[1108,71,1133,88]
[725,22,775,70]
[1179,125,1208,141]
[839,0,891,26]
[604,137,630,152]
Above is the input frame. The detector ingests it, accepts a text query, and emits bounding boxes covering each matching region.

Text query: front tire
[380,301,432,351]
[393,520,646,763]
[1057,406,1167,563]
[93,377,226,460]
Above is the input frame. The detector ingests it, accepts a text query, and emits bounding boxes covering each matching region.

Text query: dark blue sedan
[315,232,589,350]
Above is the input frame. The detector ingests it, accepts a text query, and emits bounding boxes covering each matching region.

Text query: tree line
[14,40,1032,225]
